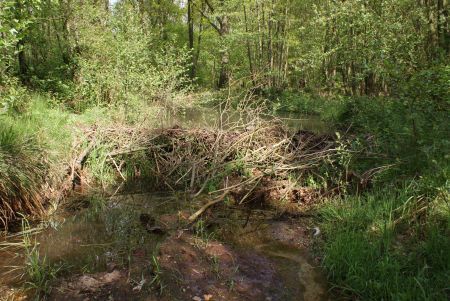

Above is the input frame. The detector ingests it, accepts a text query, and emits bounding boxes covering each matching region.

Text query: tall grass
[0,94,76,229]
[0,120,48,228]
[319,184,450,300]
[19,219,61,297]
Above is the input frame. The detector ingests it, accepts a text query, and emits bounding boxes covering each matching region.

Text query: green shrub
[0,78,31,115]
[335,65,449,178]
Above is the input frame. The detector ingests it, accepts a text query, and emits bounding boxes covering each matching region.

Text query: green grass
[272,86,450,300]
[0,87,178,227]
[318,185,450,300]
[150,255,165,294]
[193,219,216,246]
[18,219,63,299]
[0,93,81,227]
[0,118,49,227]
[24,243,61,298]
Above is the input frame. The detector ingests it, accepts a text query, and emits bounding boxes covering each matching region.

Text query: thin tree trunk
[256,2,263,71]
[438,0,449,53]
[188,0,195,79]
[267,0,274,87]
[194,8,204,77]
[217,14,229,89]
[283,6,290,88]
[17,39,28,83]
[244,4,256,87]
[14,0,28,83]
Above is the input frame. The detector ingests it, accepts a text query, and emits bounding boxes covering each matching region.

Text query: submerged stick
[188,192,228,223]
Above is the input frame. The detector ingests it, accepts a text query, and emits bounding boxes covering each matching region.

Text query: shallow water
[0,192,330,300]
[275,111,329,134]
[221,217,330,301]
[0,193,179,287]
[159,107,329,134]
[257,243,329,301]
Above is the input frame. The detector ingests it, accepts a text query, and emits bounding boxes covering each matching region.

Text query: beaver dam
[0,108,354,301]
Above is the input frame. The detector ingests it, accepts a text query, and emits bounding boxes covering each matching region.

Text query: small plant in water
[21,219,61,298]
[226,265,239,291]
[193,219,215,247]
[24,246,60,297]
[150,255,165,295]
[227,279,235,291]
[210,255,221,278]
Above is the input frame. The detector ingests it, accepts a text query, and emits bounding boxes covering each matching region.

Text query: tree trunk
[267,0,274,87]
[17,39,28,84]
[244,4,256,87]
[217,14,229,89]
[256,2,263,71]
[188,0,196,79]
[194,8,204,78]
[438,0,449,53]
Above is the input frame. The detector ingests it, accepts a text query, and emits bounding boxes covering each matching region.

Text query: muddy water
[274,111,329,134]
[256,243,328,301]
[219,217,330,301]
[1,192,330,300]
[37,193,183,274]
[0,193,182,294]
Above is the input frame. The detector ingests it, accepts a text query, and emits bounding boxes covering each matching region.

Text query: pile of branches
[90,107,340,215]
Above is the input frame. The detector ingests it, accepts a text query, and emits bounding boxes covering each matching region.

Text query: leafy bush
[0,0,28,82]
[0,78,31,115]
[271,91,348,122]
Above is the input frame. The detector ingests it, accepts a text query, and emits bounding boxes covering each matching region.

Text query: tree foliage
[1,0,448,96]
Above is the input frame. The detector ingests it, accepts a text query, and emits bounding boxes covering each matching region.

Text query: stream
[0,111,332,301]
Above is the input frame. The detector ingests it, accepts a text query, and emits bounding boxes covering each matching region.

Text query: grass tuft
[0,121,49,228]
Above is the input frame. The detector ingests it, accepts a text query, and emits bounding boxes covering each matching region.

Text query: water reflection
[158,107,329,134]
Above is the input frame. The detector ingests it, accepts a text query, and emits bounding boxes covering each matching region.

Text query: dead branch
[188,192,229,223]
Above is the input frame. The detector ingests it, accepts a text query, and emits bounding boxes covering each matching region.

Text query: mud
[158,233,284,301]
